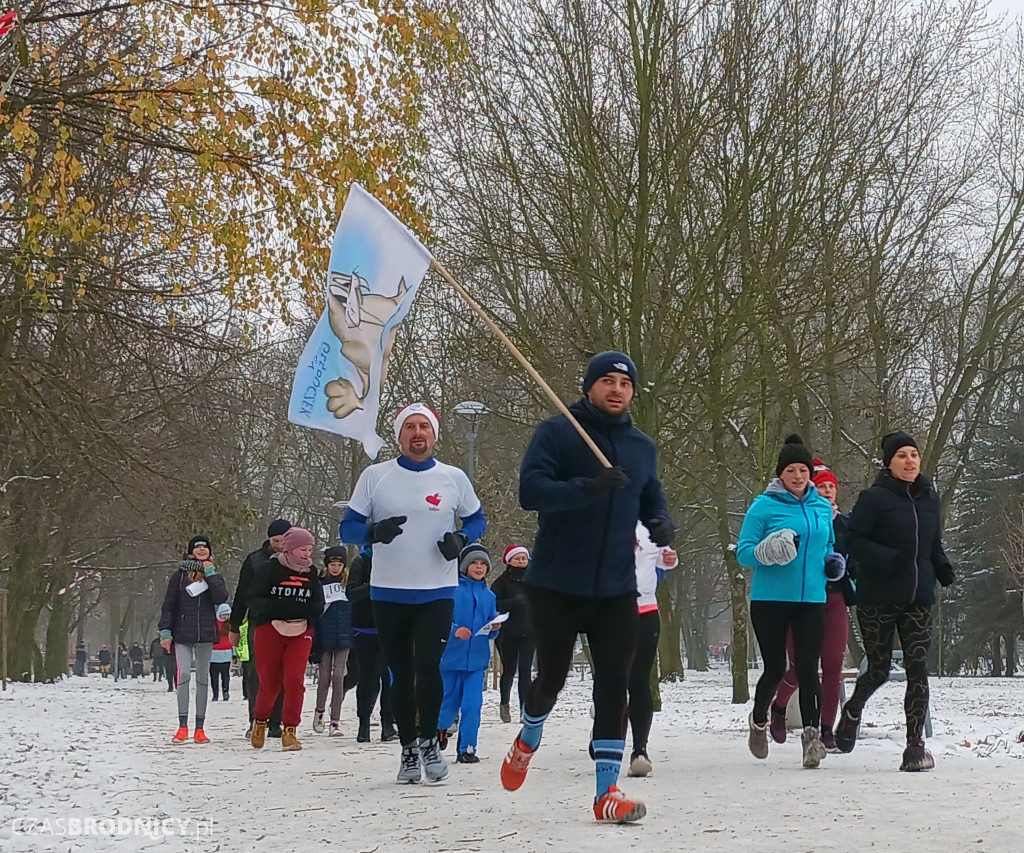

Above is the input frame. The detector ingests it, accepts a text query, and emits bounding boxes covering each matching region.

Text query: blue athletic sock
[591,738,625,799]
[519,709,549,751]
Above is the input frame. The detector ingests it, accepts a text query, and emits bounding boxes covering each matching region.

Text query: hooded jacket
[737,479,835,604]
[845,469,954,606]
[442,574,499,672]
[520,399,671,599]
[489,564,532,637]
[159,562,229,644]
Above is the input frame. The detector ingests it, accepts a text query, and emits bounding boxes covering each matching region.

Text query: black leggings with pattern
[847,604,933,743]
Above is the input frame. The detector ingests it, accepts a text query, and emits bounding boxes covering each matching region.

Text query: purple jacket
[159,563,229,644]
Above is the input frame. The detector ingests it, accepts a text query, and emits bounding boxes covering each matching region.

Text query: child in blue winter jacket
[437,544,502,764]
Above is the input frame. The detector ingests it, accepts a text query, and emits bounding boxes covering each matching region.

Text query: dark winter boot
[820,726,838,752]
[769,704,788,744]
[900,739,935,772]
[357,719,371,743]
[381,723,398,742]
[834,706,860,754]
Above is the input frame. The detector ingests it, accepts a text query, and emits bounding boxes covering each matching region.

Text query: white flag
[288,184,433,458]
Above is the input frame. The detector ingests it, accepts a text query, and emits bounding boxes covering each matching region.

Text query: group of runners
[156,350,954,823]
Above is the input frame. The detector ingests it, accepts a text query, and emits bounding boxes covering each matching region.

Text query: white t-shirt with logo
[348,458,481,603]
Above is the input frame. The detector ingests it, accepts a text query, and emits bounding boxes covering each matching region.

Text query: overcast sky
[987,0,1023,20]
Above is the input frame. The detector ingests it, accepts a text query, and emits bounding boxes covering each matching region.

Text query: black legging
[628,610,661,753]
[373,598,454,745]
[750,600,825,728]
[526,586,637,743]
[210,662,230,698]
[847,604,932,742]
[352,630,394,727]
[498,633,534,709]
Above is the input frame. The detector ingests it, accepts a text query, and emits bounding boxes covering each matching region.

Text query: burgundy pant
[253,623,313,728]
[774,590,849,729]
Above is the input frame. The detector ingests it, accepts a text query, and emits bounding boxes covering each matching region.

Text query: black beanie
[187,535,212,555]
[881,431,919,467]
[267,518,292,537]
[323,545,348,566]
[775,434,814,476]
[582,351,638,394]
[458,543,492,576]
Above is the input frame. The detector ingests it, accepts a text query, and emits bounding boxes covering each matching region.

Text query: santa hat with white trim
[502,544,530,565]
[394,402,440,441]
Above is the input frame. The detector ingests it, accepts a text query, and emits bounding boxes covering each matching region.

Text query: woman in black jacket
[835,432,955,771]
[491,545,534,723]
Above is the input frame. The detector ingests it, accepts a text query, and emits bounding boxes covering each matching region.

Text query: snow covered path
[2,669,1023,852]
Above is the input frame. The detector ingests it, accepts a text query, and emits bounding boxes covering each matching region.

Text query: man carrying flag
[340,403,486,784]
[500,351,675,824]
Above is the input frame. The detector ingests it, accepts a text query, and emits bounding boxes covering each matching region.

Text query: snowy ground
[2,667,1023,853]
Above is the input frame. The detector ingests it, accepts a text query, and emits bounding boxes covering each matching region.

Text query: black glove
[437,531,468,561]
[935,563,955,588]
[644,518,676,548]
[368,515,407,545]
[584,466,630,496]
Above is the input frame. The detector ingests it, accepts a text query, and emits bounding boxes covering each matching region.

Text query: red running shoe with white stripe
[593,785,646,823]
[500,735,535,791]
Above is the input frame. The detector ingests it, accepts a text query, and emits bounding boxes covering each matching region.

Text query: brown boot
[250,719,268,750]
[282,726,302,751]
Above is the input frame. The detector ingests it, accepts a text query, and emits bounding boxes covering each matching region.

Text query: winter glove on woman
[935,563,955,587]
[824,552,847,581]
[754,529,799,565]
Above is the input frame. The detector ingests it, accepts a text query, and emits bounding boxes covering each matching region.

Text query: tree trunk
[43,592,70,681]
[990,636,1003,677]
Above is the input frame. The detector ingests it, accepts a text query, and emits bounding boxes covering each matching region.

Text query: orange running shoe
[593,786,646,824]
[171,726,189,744]
[500,735,535,791]
[193,729,210,744]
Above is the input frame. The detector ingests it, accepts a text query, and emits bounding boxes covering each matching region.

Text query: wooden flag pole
[429,258,612,468]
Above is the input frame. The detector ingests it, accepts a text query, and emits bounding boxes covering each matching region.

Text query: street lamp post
[453,401,489,483]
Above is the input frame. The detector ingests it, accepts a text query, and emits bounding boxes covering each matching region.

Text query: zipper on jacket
[800,501,810,601]
[909,482,920,602]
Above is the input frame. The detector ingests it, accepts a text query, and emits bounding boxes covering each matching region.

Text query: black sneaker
[268,723,283,738]
[834,708,860,754]
[245,724,253,739]
[437,729,449,751]
[381,724,398,743]
[457,752,480,764]
[357,720,371,743]
[900,740,935,772]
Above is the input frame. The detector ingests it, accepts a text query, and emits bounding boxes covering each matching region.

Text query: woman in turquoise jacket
[737,435,836,768]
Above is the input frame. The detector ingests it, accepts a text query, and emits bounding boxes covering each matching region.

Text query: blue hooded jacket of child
[442,574,499,672]
[737,479,835,603]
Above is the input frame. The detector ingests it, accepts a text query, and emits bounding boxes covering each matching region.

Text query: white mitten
[754,529,798,565]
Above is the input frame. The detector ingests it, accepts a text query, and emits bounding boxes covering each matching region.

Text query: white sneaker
[419,736,450,783]
[397,744,422,784]
[312,711,325,734]
[329,722,341,737]
[627,751,652,777]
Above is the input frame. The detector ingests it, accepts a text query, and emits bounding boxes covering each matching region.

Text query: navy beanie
[881,431,919,467]
[323,545,348,566]
[459,543,492,576]
[775,434,814,476]
[267,518,292,537]
[582,351,638,394]
[187,535,212,555]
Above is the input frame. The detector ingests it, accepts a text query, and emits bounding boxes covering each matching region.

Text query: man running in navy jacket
[500,351,674,824]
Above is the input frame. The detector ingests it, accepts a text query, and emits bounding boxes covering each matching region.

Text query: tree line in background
[2,0,1023,695]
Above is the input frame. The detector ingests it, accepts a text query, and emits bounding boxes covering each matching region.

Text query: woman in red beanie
[247,526,325,751]
[769,459,856,752]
